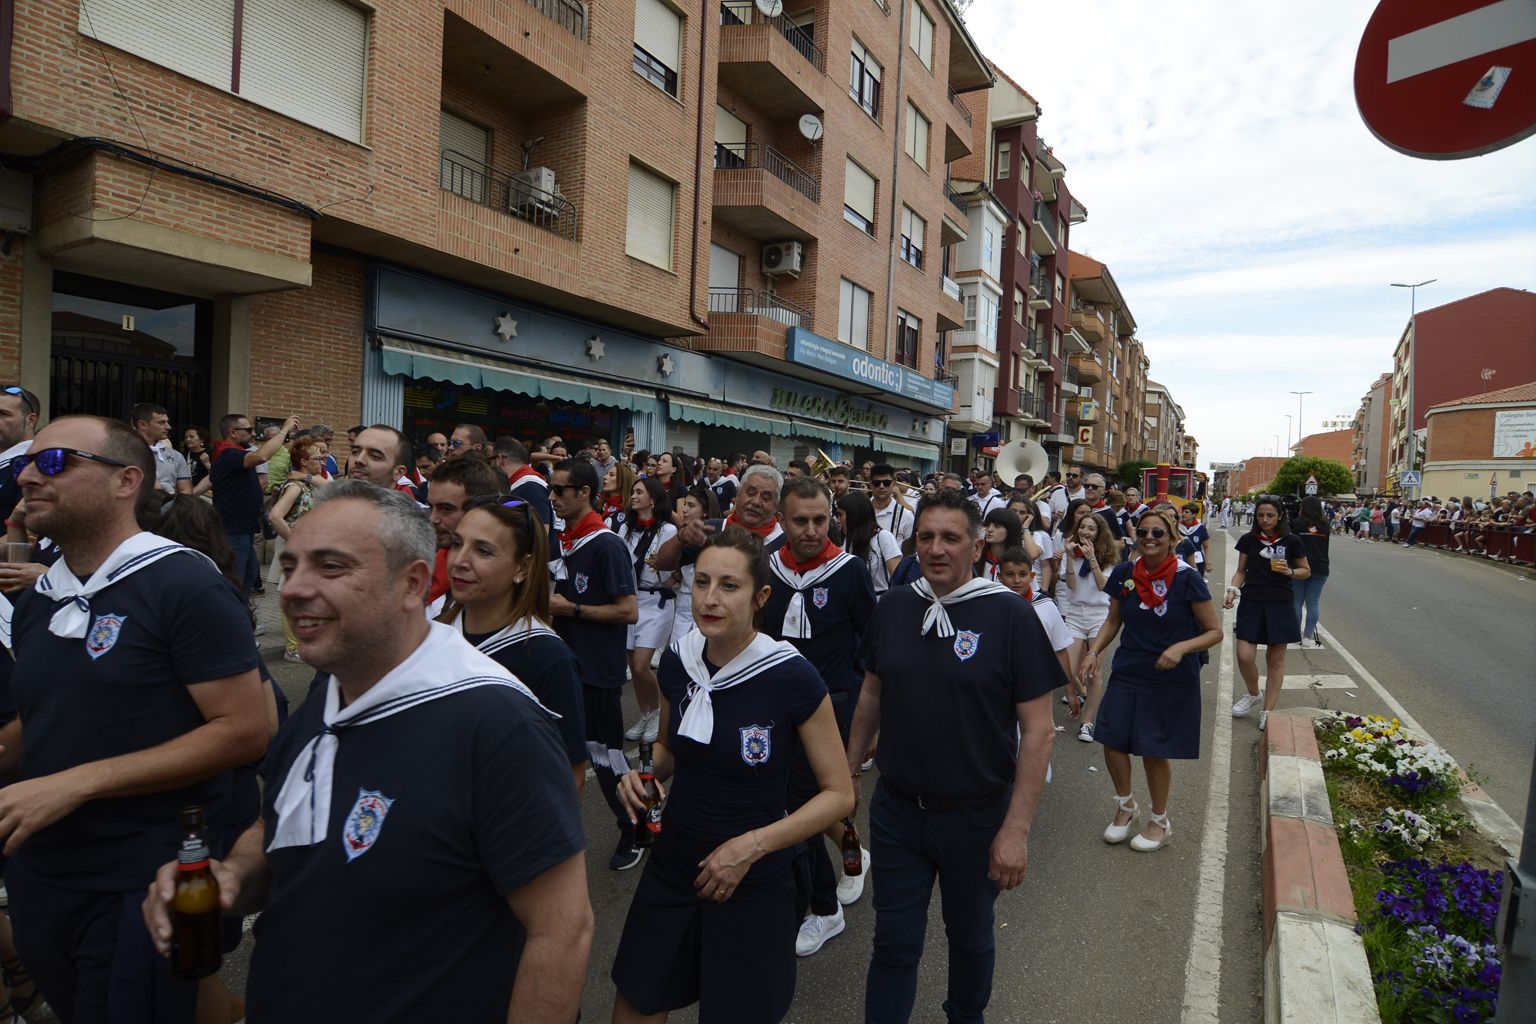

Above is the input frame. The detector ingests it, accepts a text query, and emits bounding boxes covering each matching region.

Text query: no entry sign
[1355,0,1536,159]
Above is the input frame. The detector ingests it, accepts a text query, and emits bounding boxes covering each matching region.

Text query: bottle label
[178,836,210,871]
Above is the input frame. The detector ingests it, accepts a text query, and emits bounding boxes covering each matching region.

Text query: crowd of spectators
[1326,492,1535,562]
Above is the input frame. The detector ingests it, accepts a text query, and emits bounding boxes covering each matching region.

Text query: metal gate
[50,350,209,432]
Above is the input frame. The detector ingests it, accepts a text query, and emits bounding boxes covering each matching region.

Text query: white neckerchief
[35,533,205,638]
[910,576,1011,637]
[449,611,560,656]
[770,548,854,639]
[0,439,29,471]
[673,629,800,744]
[549,526,617,581]
[268,623,547,852]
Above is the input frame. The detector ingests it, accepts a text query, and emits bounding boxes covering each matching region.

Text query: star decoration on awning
[587,336,605,360]
[657,352,675,377]
[494,313,519,342]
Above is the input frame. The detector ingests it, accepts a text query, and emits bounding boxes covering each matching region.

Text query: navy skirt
[1093,672,1202,759]
[1235,596,1301,645]
[611,836,798,1022]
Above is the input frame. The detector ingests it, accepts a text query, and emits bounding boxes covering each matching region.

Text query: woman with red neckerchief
[601,461,638,532]
[1078,507,1223,852]
[621,477,678,745]
[1225,496,1310,732]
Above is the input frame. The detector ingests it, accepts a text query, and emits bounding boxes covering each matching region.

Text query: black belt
[640,586,675,607]
[881,780,1009,813]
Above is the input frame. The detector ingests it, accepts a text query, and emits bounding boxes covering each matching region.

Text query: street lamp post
[1390,280,1435,498]
[1289,391,1312,454]
[1284,414,1293,453]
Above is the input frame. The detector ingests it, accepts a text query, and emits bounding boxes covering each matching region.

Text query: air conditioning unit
[762,240,803,277]
[510,166,558,215]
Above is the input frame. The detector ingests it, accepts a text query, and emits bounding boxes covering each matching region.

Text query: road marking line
[1387,0,1536,84]
[1181,544,1237,1024]
[1315,623,1428,739]
[1281,673,1355,691]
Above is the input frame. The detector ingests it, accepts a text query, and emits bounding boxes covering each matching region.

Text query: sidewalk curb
[1259,709,1381,1024]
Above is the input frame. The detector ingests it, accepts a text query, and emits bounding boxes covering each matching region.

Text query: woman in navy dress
[610,528,854,1023]
[1225,496,1311,732]
[1078,508,1223,853]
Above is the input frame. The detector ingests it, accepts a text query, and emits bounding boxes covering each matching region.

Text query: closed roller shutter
[240,0,368,143]
[627,163,675,269]
[439,110,490,202]
[634,0,681,70]
[844,158,876,223]
[78,0,235,91]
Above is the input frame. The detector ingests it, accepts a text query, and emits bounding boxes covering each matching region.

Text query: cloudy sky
[965,0,1536,469]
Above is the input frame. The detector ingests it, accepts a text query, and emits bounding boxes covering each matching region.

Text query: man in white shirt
[129,402,192,496]
[1064,465,1087,503]
[970,470,1005,517]
[869,463,914,547]
[1402,499,1435,547]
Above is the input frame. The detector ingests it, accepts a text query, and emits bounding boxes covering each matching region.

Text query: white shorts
[671,593,695,642]
[627,589,674,651]
[1059,600,1109,641]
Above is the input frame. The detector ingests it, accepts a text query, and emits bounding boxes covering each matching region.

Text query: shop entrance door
[49,273,211,431]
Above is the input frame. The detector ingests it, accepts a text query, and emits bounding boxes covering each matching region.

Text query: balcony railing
[720,2,826,72]
[947,85,972,127]
[525,0,587,39]
[1016,389,1049,422]
[942,275,962,301]
[1023,328,1047,360]
[943,180,968,216]
[714,142,820,203]
[935,368,959,387]
[1065,365,1080,387]
[439,150,578,240]
[707,287,814,330]
[1033,199,1058,241]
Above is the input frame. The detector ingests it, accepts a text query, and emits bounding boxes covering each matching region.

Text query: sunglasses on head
[16,447,131,476]
[466,495,529,512]
[1135,527,1167,539]
[3,386,39,418]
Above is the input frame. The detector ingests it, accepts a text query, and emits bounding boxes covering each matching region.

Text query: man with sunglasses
[0,415,269,1023]
[0,385,40,523]
[1084,474,1126,543]
[212,412,300,597]
[868,463,914,547]
[447,423,488,461]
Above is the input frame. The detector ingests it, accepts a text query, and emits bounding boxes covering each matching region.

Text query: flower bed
[1315,713,1506,1023]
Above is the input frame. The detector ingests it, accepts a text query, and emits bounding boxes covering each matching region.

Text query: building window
[983,228,995,275]
[843,158,876,233]
[1053,327,1062,358]
[839,279,872,349]
[634,0,682,97]
[896,310,920,368]
[850,38,881,119]
[1017,217,1027,255]
[980,294,997,352]
[904,102,929,170]
[1013,287,1025,323]
[899,206,925,268]
[713,105,748,168]
[908,0,933,69]
[996,141,1011,179]
[1055,272,1066,303]
[79,0,369,143]
[439,109,490,203]
[626,162,676,269]
[964,293,977,323]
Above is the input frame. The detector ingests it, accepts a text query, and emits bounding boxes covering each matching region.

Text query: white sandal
[1130,812,1173,852]
[1103,794,1138,844]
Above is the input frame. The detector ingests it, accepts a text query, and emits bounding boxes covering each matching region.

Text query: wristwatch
[574,604,583,619]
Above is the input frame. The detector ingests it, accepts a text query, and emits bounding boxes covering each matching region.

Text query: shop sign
[785,328,954,410]
[950,437,968,455]
[769,388,889,430]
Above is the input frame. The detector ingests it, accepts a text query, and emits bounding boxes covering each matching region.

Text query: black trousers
[788,686,858,916]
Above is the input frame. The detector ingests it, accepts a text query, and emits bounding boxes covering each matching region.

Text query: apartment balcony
[1070,305,1105,343]
[1029,200,1057,256]
[1022,328,1048,368]
[941,181,970,245]
[524,0,588,38]
[1070,351,1103,384]
[937,277,965,332]
[1027,267,1051,309]
[1017,390,1050,425]
[439,149,579,240]
[713,142,820,241]
[698,287,813,360]
[944,86,974,162]
[719,2,826,118]
[1068,392,1099,422]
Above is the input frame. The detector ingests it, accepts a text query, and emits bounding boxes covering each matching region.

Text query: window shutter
[440,110,489,164]
[240,0,368,143]
[909,2,933,67]
[852,38,881,80]
[844,159,875,222]
[906,103,928,167]
[709,244,741,292]
[439,110,490,202]
[714,106,747,148]
[627,163,676,269]
[78,0,235,92]
[635,0,682,70]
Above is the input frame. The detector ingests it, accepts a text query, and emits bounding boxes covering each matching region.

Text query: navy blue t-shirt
[861,587,1066,800]
[211,446,263,535]
[6,549,260,889]
[1094,505,1125,541]
[249,684,583,1021]
[509,477,554,532]
[1103,560,1212,684]
[552,530,635,688]
[1235,532,1306,602]
[657,646,825,876]
[763,555,876,694]
[467,629,587,767]
[709,476,737,509]
[0,445,24,523]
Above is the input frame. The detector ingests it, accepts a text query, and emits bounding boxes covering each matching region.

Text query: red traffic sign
[1355,0,1536,159]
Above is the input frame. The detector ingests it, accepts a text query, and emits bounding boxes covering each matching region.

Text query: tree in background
[1116,459,1155,489]
[1264,456,1353,496]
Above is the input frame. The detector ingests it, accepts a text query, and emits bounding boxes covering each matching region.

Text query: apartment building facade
[1143,379,1186,466]
[1288,428,1351,464]
[1,0,991,467]
[1064,250,1145,477]
[1351,372,1393,494]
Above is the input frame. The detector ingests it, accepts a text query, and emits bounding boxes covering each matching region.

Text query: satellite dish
[754,0,783,16]
[798,114,823,143]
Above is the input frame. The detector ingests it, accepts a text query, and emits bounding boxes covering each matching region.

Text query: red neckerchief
[1020,583,1035,603]
[507,465,542,487]
[726,513,779,538]
[1133,554,1178,609]
[778,538,840,574]
[559,510,607,552]
[1092,501,1109,511]
[634,515,656,531]
[211,440,246,461]
[430,548,451,603]
[1257,532,1284,547]
[601,494,624,517]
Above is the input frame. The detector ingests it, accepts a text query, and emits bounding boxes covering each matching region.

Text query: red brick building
[1423,380,1536,500]
[1289,428,1352,465]
[1232,456,1287,497]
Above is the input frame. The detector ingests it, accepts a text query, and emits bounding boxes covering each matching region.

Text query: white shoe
[1300,637,1324,650]
[1103,794,1138,844]
[836,847,870,905]
[1077,722,1095,743]
[1130,812,1172,852]
[641,707,660,743]
[1231,693,1262,717]
[795,905,846,956]
[1258,710,1269,732]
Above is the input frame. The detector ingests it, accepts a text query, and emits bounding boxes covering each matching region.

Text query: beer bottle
[633,741,663,847]
[171,805,222,981]
[841,818,863,876]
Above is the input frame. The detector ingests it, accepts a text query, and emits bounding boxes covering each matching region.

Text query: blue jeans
[864,781,1008,1024]
[1292,575,1327,639]
[227,532,260,594]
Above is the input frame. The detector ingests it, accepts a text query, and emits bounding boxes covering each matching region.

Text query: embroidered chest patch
[953,630,981,661]
[1152,579,1168,598]
[342,788,395,862]
[812,586,829,609]
[574,572,589,595]
[85,613,127,660]
[740,724,772,765]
